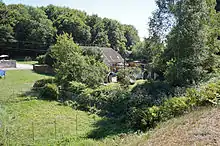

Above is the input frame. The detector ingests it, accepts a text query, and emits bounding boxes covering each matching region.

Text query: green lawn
[16,60,38,65]
[0,70,102,145]
[0,70,145,145]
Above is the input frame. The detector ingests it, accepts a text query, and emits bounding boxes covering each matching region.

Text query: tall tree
[151,0,216,86]
[86,15,109,47]
[123,24,140,50]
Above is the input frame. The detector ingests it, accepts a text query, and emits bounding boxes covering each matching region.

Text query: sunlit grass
[16,60,38,65]
[0,70,102,145]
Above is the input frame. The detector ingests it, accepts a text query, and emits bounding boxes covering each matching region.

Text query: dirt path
[0,63,33,70]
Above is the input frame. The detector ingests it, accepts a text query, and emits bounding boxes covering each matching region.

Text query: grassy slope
[129,106,220,146]
[0,70,102,145]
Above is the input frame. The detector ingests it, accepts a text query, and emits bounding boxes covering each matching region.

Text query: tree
[103,18,127,52]
[86,15,109,47]
[152,0,213,86]
[50,33,108,88]
[123,24,140,50]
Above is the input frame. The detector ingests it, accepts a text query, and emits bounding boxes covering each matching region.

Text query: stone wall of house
[33,64,54,75]
[0,60,16,68]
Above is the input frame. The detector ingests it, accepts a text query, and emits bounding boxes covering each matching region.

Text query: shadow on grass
[31,70,55,77]
[87,117,133,140]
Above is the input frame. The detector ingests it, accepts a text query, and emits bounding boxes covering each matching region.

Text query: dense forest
[0,1,140,56]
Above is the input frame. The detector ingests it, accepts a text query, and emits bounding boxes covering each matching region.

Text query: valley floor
[1,70,219,146]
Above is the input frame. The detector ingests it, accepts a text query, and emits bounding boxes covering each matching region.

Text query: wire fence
[0,114,81,145]
[0,87,92,145]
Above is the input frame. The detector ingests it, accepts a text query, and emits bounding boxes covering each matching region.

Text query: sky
[4,0,157,39]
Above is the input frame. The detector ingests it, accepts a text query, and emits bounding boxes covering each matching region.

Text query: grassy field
[0,70,101,145]
[0,70,146,145]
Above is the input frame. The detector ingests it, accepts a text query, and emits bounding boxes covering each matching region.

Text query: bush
[33,78,55,88]
[117,68,134,86]
[40,83,59,100]
[67,81,87,94]
[127,81,220,131]
[36,54,45,64]
[75,83,122,113]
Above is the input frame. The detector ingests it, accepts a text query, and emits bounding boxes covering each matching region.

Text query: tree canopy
[0,3,140,56]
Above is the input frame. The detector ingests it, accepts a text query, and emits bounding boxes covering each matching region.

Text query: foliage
[33,78,54,88]
[0,4,140,57]
[117,68,142,86]
[36,54,45,64]
[39,83,59,100]
[81,46,103,61]
[1,70,140,145]
[75,83,122,113]
[67,81,87,94]
[117,68,132,86]
[50,33,108,88]
[148,0,220,86]
[127,81,220,130]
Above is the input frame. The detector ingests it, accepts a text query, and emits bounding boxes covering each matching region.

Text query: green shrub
[40,83,59,100]
[128,81,220,131]
[160,97,188,120]
[75,83,122,113]
[36,55,46,64]
[33,78,55,88]
[117,68,134,86]
[67,81,87,94]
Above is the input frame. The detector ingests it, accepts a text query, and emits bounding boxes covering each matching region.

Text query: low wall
[33,64,54,75]
[0,60,16,68]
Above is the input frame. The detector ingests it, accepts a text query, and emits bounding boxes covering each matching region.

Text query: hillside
[132,106,220,146]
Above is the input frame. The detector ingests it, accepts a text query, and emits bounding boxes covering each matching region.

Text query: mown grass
[0,70,146,145]
[16,60,38,65]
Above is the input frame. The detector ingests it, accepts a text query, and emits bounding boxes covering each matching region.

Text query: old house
[82,46,125,72]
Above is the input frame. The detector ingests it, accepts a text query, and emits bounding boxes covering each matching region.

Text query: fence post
[32,122,35,143]
[6,128,9,146]
[54,119,56,140]
[76,110,78,136]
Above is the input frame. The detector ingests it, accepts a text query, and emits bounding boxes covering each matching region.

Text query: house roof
[102,47,124,66]
[81,46,124,66]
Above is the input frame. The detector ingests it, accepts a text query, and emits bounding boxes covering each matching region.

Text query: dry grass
[134,106,220,146]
